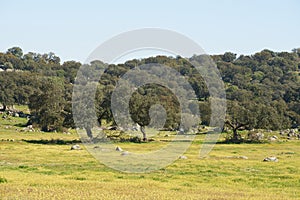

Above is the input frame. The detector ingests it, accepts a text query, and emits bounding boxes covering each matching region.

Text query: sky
[1,0,300,63]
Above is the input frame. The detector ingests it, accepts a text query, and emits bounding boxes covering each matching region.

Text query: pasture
[0,114,299,199]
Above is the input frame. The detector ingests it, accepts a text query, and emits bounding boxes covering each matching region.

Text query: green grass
[0,115,300,199]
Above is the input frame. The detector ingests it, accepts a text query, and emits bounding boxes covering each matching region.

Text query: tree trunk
[86,127,93,139]
[232,128,240,141]
[140,126,147,141]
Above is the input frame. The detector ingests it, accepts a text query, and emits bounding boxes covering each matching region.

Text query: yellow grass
[0,117,300,199]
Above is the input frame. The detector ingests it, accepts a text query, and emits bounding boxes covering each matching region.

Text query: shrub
[0,177,7,183]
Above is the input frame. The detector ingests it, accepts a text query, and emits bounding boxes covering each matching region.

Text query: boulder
[287,133,295,137]
[290,129,296,134]
[279,131,284,135]
[263,156,278,162]
[27,125,33,129]
[269,135,278,142]
[116,146,123,151]
[71,144,81,150]
[237,156,248,160]
[248,132,264,141]
[179,155,187,159]
[288,129,298,137]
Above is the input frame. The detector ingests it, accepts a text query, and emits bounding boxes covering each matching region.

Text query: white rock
[263,156,278,162]
[238,156,248,160]
[116,146,123,151]
[269,136,278,142]
[179,155,187,159]
[71,144,81,150]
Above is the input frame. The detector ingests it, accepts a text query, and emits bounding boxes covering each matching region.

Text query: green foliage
[0,177,7,183]
[28,77,66,131]
[222,52,237,62]
[129,84,181,129]
[0,47,299,134]
[7,47,23,58]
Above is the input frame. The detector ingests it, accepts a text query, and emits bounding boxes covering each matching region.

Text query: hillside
[0,47,299,137]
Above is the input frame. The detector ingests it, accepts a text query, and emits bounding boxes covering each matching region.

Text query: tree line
[0,47,299,140]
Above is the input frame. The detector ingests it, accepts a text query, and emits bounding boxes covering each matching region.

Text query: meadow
[0,114,299,199]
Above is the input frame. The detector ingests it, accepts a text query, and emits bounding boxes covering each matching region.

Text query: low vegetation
[1,114,300,199]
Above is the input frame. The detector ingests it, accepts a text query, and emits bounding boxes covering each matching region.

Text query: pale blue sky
[1,0,299,62]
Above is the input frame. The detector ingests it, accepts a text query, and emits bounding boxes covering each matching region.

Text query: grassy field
[0,115,300,199]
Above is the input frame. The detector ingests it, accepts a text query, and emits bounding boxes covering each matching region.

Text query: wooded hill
[0,47,299,138]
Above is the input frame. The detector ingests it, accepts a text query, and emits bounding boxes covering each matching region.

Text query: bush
[129,136,142,143]
[0,177,7,183]
[119,136,142,143]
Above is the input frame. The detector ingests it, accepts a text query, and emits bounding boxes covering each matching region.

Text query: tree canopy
[0,47,299,136]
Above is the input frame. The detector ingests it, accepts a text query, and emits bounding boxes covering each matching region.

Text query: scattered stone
[287,129,298,137]
[248,132,264,141]
[164,134,170,137]
[116,146,123,151]
[263,156,278,162]
[238,156,248,160]
[269,135,278,142]
[272,135,278,139]
[287,133,294,137]
[21,125,35,132]
[71,144,81,150]
[279,131,284,135]
[290,129,296,134]
[179,155,187,159]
